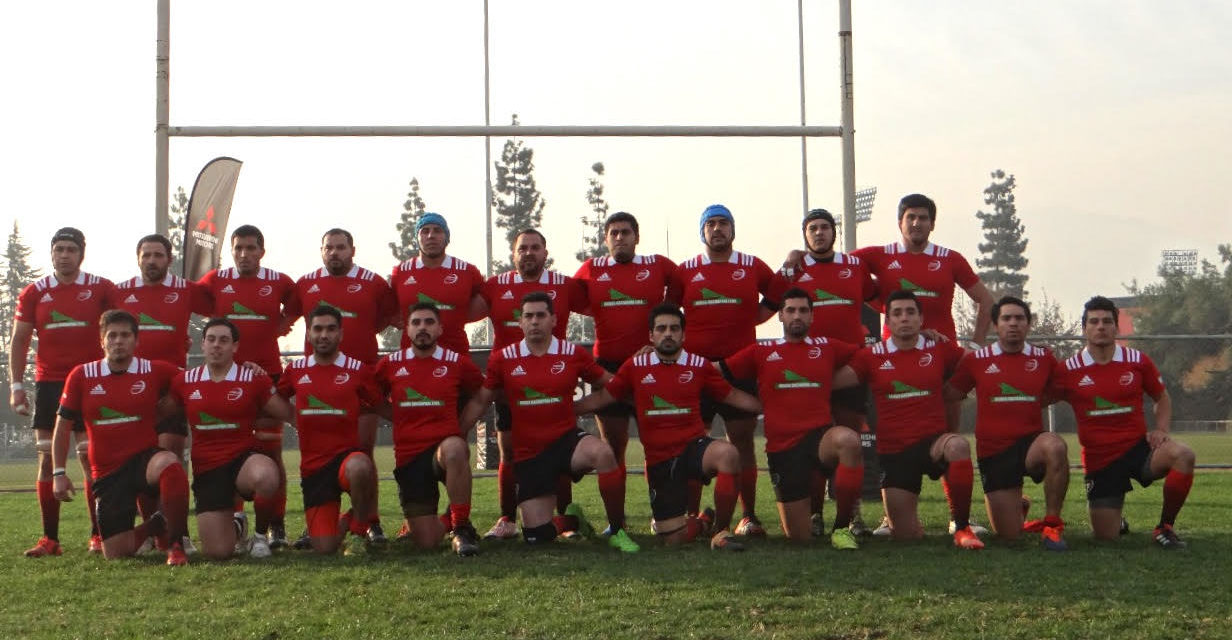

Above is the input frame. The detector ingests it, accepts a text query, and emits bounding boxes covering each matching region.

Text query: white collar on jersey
[597,255,649,267]
[99,358,142,374]
[316,265,361,278]
[990,342,1037,356]
[1079,346,1126,366]
[885,335,927,353]
[698,251,745,265]
[48,272,89,288]
[803,253,847,266]
[517,337,562,357]
[133,273,176,288]
[511,270,553,284]
[648,349,691,365]
[307,352,348,367]
[412,255,457,269]
[895,241,938,256]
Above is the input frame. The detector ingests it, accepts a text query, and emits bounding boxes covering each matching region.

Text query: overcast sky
[3,1,1229,344]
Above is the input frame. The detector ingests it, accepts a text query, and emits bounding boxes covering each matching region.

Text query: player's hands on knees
[52,475,75,502]
[11,388,30,416]
[1146,430,1170,450]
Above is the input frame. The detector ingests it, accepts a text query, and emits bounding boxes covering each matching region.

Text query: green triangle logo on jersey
[195,411,239,431]
[96,405,140,426]
[646,394,690,416]
[319,300,358,319]
[887,380,930,399]
[517,386,562,407]
[898,279,939,298]
[416,292,455,311]
[1088,395,1133,417]
[991,382,1036,403]
[227,301,267,321]
[199,411,225,424]
[46,310,87,329]
[399,387,444,407]
[302,394,346,416]
[138,312,174,331]
[812,289,853,306]
[694,288,740,306]
[602,288,646,308]
[777,369,821,390]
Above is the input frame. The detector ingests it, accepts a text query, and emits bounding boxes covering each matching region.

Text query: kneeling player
[278,305,382,555]
[51,310,190,565]
[376,303,483,555]
[166,319,290,559]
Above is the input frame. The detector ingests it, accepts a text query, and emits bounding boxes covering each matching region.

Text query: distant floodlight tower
[837,187,876,238]
[1160,249,1198,275]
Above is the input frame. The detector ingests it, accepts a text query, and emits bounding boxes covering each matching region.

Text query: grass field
[2,440,1231,639]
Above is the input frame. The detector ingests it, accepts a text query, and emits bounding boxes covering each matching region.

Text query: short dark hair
[886,289,921,313]
[780,287,812,307]
[520,291,554,315]
[51,227,86,251]
[100,309,139,336]
[408,301,440,319]
[231,225,265,248]
[308,304,343,326]
[991,296,1032,324]
[321,228,354,246]
[648,303,685,331]
[512,228,547,249]
[136,233,173,256]
[203,317,240,341]
[1082,296,1119,325]
[897,193,937,222]
[603,212,639,236]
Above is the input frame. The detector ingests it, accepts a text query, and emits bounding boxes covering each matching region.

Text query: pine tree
[1,222,42,388]
[491,114,548,274]
[169,186,189,275]
[389,177,428,263]
[575,162,609,262]
[975,170,1028,298]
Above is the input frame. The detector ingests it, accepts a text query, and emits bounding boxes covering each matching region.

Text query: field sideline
[2,441,1230,639]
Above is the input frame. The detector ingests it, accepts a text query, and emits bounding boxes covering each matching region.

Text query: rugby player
[51,310,190,565]
[375,303,483,556]
[389,212,485,354]
[477,229,588,540]
[945,296,1069,550]
[11,227,113,556]
[460,292,639,553]
[668,204,783,537]
[277,305,383,555]
[166,318,290,560]
[834,291,983,549]
[1053,296,1195,548]
[576,303,756,551]
[295,228,397,543]
[724,288,864,548]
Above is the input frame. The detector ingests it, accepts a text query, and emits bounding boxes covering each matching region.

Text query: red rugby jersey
[669,251,781,360]
[483,338,605,463]
[198,267,298,376]
[113,274,211,366]
[277,353,380,475]
[1053,346,1165,473]
[171,364,275,473]
[481,270,588,350]
[295,265,396,365]
[15,272,115,381]
[59,358,177,478]
[604,350,731,466]
[389,255,484,353]
[948,343,1057,458]
[726,337,858,452]
[851,242,979,340]
[573,254,676,362]
[847,336,964,454]
[375,346,483,466]
[785,253,876,345]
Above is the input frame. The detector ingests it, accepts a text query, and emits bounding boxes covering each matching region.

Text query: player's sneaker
[452,523,480,557]
[872,515,893,537]
[233,512,250,555]
[268,523,288,550]
[367,522,388,545]
[484,516,519,540]
[1119,517,1130,536]
[291,531,312,550]
[23,536,63,558]
[1022,518,1047,534]
[165,541,188,566]
[849,509,872,538]
[248,533,272,559]
[953,526,985,550]
[697,508,716,538]
[949,520,989,536]
[734,515,767,538]
[88,534,104,554]
[136,536,159,555]
[395,520,413,542]
[180,536,198,556]
[710,530,745,552]
[1153,524,1187,550]
[810,512,825,538]
[555,514,582,540]
[830,527,859,550]
[1041,525,1068,552]
[564,503,596,539]
[343,535,368,557]
[608,528,641,554]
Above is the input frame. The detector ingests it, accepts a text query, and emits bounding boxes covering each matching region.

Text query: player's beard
[517,257,543,279]
[325,260,350,276]
[412,333,436,351]
[785,320,809,339]
[143,263,168,282]
[655,339,680,357]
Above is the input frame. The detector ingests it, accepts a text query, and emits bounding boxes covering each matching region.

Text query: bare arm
[261,393,293,423]
[965,281,995,345]
[575,388,617,416]
[467,294,489,322]
[721,387,762,415]
[50,415,77,501]
[8,320,34,415]
[1146,390,1173,449]
[831,365,860,390]
[458,387,497,432]
[942,383,968,403]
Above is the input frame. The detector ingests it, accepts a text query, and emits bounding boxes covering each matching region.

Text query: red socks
[714,472,739,532]
[739,466,758,517]
[597,469,626,532]
[37,480,60,541]
[498,462,517,521]
[1160,469,1194,527]
[158,464,190,542]
[253,494,275,535]
[832,463,864,529]
[449,503,471,531]
[942,459,974,530]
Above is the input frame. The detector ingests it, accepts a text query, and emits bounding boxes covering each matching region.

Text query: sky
[2,1,1230,346]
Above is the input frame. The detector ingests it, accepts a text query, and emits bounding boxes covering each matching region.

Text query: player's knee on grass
[984,490,1024,540]
[1088,506,1124,540]
[410,515,446,549]
[653,515,688,545]
[523,521,557,545]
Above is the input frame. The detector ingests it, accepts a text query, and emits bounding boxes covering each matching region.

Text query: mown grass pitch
[2,443,1230,639]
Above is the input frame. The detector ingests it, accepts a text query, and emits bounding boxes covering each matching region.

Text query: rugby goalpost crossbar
[154,0,860,270]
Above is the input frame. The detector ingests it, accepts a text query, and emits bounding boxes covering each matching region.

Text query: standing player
[296,228,397,543]
[478,229,588,540]
[724,288,865,548]
[51,310,190,565]
[375,303,484,556]
[166,318,290,560]
[668,204,782,537]
[459,292,638,553]
[576,303,756,551]
[11,227,114,556]
[389,213,485,354]
[277,305,383,555]
[573,212,676,483]
[114,233,212,459]
[945,296,1070,550]
[834,291,983,549]
[198,224,299,547]
[1054,296,1195,548]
